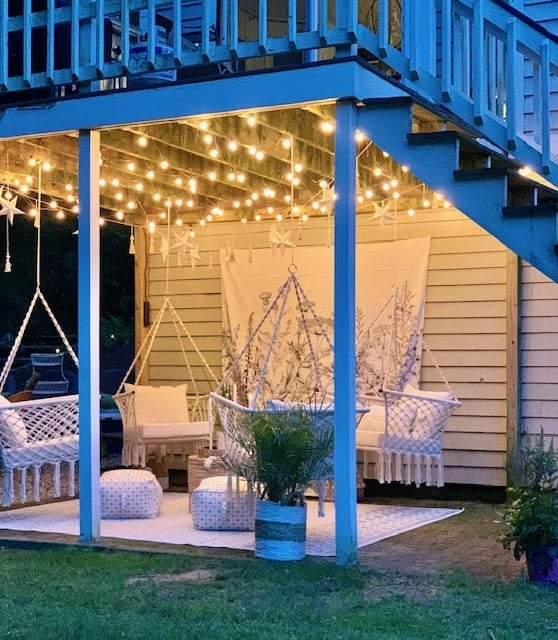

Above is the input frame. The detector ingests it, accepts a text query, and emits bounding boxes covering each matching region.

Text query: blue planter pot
[526,545,558,584]
[254,500,307,561]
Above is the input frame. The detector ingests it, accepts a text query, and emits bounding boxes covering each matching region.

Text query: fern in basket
[220,407,334,506]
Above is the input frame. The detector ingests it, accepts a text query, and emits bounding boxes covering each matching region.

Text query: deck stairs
[357,95,558,282]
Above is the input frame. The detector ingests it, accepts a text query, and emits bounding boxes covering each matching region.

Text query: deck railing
[1,0,556,180]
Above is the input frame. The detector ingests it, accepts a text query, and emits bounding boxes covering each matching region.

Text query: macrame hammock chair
[0,198,79,507]
[356,285,462,488]
[210,265,361,516]
[113,221,219,468]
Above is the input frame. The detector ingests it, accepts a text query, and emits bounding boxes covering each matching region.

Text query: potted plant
[498,430,558,583]
[220,406,334,561]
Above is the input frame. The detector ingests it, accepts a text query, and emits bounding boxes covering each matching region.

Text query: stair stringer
[357,100,558,284]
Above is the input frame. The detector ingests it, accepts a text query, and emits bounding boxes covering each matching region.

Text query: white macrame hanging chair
[210,265,347,515]
[113,217,219,467]
[0,187,79,506]
[357,285,462,488]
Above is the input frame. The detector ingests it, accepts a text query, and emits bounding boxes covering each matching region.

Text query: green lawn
[0,546,556,639]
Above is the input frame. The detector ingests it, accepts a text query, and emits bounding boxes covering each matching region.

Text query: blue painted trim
[333,98,358,567]
[78,130,101,543]
[0,59,404,140]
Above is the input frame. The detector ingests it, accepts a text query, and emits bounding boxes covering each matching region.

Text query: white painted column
[333,98,358,566]
[78,129,101,542]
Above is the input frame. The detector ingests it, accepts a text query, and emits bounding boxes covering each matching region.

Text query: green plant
[220,407,333,506]
[499,430,558,562]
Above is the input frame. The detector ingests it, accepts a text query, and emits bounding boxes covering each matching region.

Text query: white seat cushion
[140,420,209,440]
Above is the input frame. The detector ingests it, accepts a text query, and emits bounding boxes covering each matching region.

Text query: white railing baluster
[0,0,8,90]
[405,0,419,80]
[96,0,105,77]
[319,0,328,45]
[230,0,239,58]
[378,0,389,57]
[46,0,54,84]
[173,0,182,65]
[201,0,212,60]
[23,0,31,87]
[506,19,518,150]
[121,0,131,73]
[258,0,268,54]
[346,0,357,41]
[71,0,80,80]
[441,0,452,101]
[472,0,485,124]
[288,0,297,48]
[146,0,156,69]
[541,39,551,175]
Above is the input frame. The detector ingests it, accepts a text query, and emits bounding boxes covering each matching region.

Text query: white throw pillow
[0,395,28,447]
[125,383,189,425]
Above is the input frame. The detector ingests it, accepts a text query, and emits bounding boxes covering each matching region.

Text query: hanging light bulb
[4,250,11,273]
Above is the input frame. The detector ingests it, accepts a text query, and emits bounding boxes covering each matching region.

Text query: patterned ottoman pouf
[190,475,255,531]
[100,469,163,519]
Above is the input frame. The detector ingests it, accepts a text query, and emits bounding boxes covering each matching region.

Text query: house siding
[520,262,558,446]
[146,207,509,486]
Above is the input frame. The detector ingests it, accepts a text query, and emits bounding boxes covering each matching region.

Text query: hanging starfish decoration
[189,243,201,269]
[170,230,194,266]
[0,191,25,225]
[368,200,396,227]
[315,183,336,215]
[269,225,296,256]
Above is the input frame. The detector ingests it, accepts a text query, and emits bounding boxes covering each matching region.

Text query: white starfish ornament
[269,225,296,256]
[368,200,396,227]
[0,192,25,225]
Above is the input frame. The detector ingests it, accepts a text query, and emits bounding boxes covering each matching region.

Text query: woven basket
[255,500,307,561]
[187,454,228,500]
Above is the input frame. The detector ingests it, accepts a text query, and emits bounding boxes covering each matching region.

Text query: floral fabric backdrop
[220,237,430,406]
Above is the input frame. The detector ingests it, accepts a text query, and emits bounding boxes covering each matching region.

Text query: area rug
[0,494,463,557]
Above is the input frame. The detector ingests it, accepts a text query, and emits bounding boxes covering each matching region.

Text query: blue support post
[333,98,358,567]
[78,129,101,543]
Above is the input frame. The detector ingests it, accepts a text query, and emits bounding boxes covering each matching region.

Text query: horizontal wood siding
[520,261,558,447]
[144,205,509,486]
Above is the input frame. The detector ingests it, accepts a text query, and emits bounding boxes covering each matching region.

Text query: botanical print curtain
[220,237,430,405]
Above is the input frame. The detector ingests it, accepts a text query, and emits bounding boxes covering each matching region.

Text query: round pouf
[100,469,163,519]
[190,475,255,531]
[255,500,307,561]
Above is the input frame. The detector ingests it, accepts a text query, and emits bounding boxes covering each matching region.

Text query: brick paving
[0,492,524,582]
[357,498,523,581]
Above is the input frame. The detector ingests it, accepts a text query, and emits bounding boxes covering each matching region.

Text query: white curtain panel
[220,237,430,404]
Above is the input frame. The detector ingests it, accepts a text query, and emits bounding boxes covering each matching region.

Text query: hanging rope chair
[0,176,79,506]
[356,286,462,488]
[210,265,362,515]
[113,218,219,468]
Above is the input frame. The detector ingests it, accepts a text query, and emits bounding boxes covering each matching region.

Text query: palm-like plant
[220,407,334,506]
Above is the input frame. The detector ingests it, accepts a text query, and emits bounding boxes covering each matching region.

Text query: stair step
[503,203,558,218]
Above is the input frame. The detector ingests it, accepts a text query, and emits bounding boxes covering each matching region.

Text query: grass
[0,545,557,639]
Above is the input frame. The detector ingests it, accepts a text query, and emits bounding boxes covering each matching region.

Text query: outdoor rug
[0,494,463,557]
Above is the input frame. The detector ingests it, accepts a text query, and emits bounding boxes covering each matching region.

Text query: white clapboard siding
[520,260,558,448]
[144,205,509,486]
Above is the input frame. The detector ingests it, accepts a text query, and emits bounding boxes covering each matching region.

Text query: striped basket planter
[255,500,307,561]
